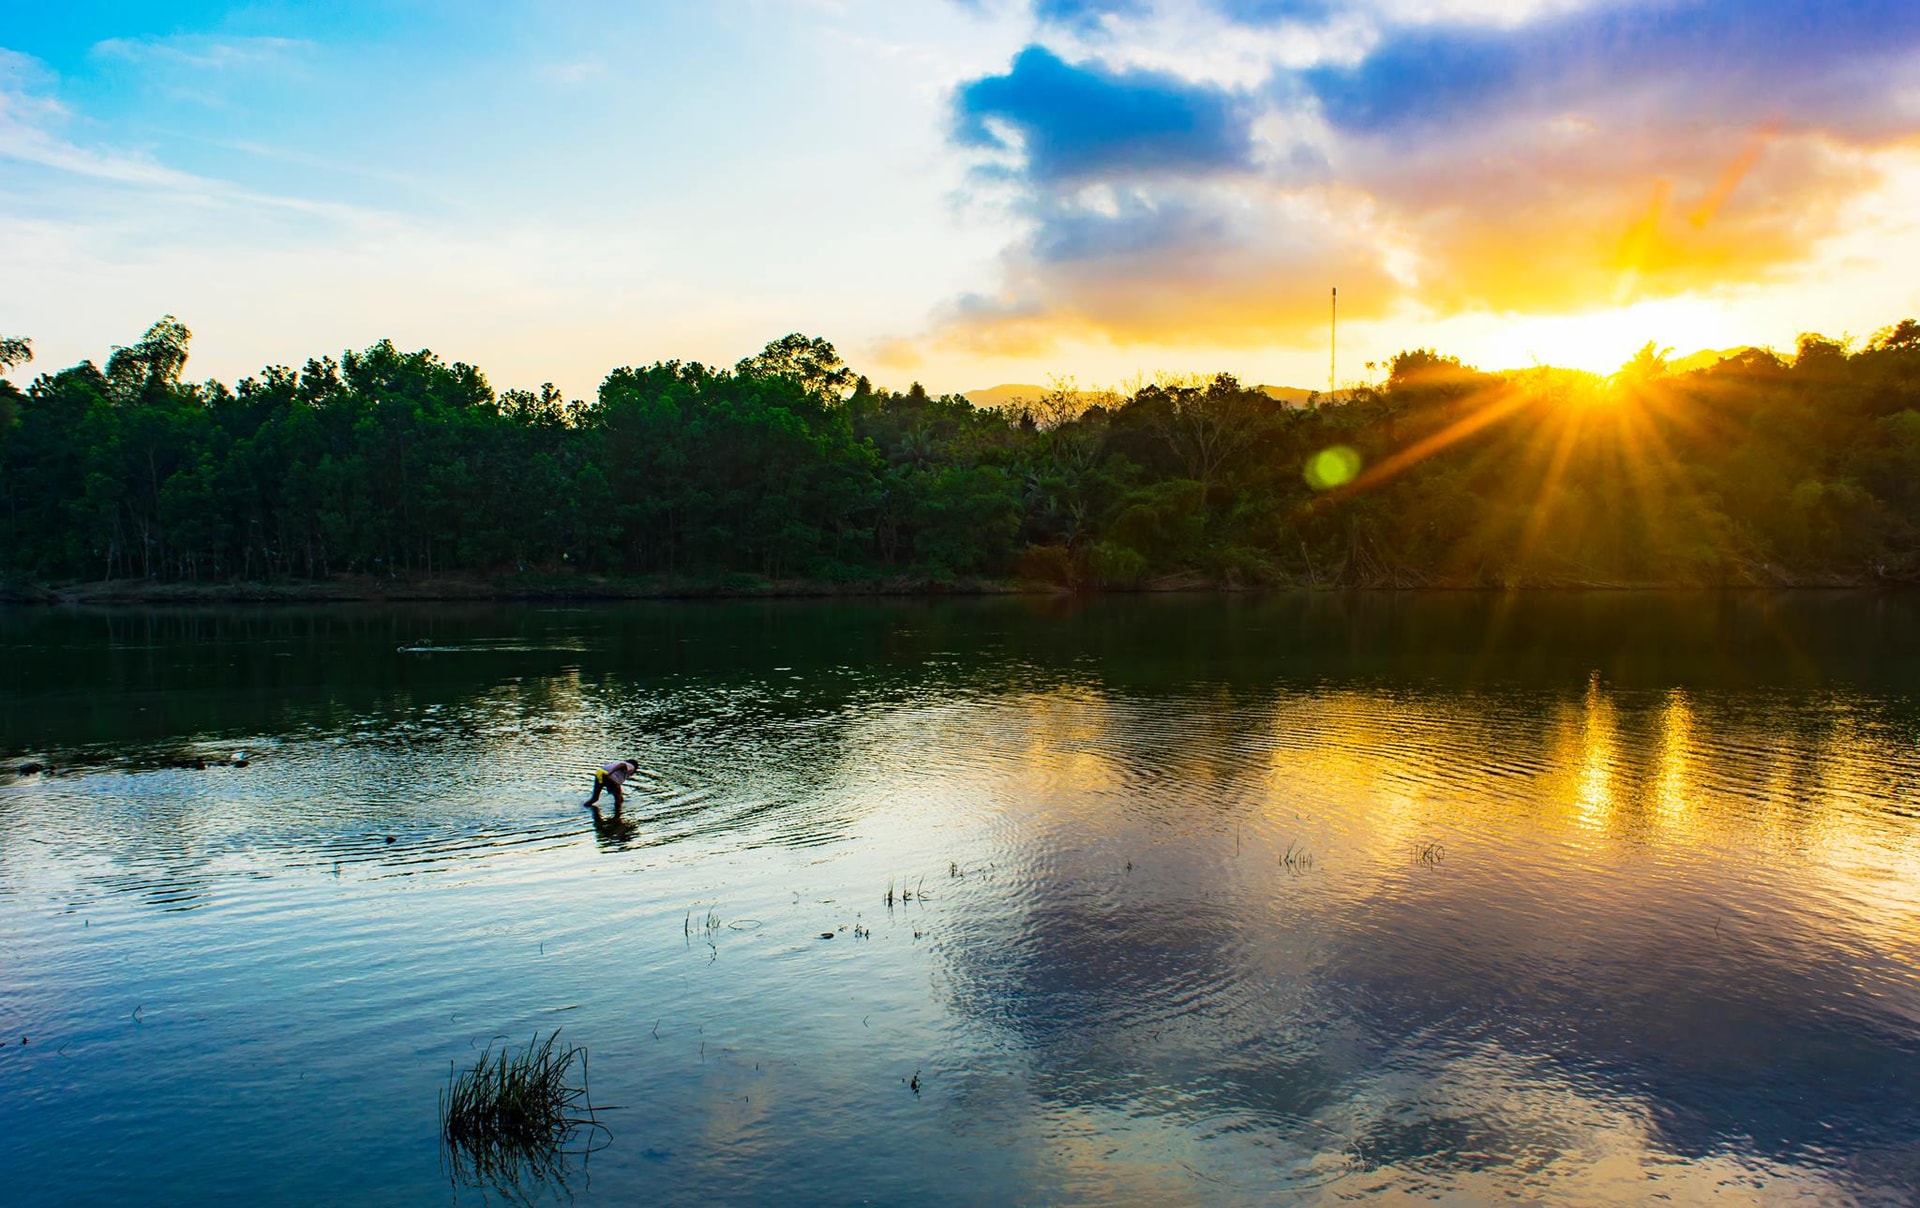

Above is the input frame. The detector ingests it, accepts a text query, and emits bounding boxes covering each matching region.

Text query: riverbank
[0,572,1039,606]
[0,565,1896,605]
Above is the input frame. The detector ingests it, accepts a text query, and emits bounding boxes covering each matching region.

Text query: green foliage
[4,316,1920,589]
[106,315,192,403]
[1107,479,1206,570]
[735,333,854,401]
[0,335,30,376]
[1015,543,1079,588]
[1088,540,1147,587]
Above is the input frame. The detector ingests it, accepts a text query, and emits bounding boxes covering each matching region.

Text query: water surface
[3,594,1919,1204]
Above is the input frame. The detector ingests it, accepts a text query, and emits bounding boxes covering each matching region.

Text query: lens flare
[1304,445,1362,490]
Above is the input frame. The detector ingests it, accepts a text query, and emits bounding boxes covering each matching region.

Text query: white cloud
[90,35,315,72]
[535,57,607,86]
[1046,1,1377,86]
[0,49,396,224]
[1026,0,1627,88]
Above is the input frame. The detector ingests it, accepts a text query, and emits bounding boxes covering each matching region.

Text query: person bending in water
[585,759,643,813]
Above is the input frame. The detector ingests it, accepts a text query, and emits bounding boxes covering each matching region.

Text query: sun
[1475,298,1740,376]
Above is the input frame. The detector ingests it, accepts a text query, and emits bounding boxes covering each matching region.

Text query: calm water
[3,594,1919,1205]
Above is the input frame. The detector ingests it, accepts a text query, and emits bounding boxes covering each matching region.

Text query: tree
[0,336,26,431]
[1794,333,1850,371]
[735,334,853,401]
[5,313,1920,590]
[0,335,30,376]
[1870,319,1920,352]
[1149,373,1265,503]
[105,316,192,403]
[1616,341,1672,385]
[1387,349,1474,392]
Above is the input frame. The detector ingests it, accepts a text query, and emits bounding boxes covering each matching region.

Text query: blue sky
[5,1,1919,395]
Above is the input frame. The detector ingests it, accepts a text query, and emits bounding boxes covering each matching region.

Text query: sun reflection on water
[1653,688,1695,826]
[1574,672,1620,832]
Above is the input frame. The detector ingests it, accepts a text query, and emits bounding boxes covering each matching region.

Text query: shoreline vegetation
[5,320,1920,603]
[1,568,1894,607]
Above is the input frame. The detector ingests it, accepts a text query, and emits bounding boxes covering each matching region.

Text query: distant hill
[1257,385,1319,406]
[1669,347,1758,374]
[963,383,1050,410]
[965,382,1323,411]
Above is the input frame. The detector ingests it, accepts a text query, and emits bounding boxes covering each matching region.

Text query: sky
[4,0,1920,399]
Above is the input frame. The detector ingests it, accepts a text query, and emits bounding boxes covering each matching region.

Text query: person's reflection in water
[585,800,640,849]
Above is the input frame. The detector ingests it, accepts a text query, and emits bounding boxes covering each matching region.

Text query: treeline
[2,319,1918,590]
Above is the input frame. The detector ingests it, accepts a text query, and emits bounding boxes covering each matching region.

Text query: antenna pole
[1330,286,1337,396]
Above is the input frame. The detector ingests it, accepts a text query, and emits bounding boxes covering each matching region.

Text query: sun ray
[1510,394,1591,575]
[1613,180,1672,304]
[1689,121,1780,230]
[1308,382,1533,507]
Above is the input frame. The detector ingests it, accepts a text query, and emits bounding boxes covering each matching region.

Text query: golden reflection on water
[1573,671,1620,832]
[910,672,1920,1201]
[1016,687,1128,802]
[948,672,1920,963]
[1653,689,1694,826]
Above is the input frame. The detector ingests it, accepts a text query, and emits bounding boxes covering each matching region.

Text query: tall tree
[735,334,853,401]
[105,316,192,403]
[0,335,30,376]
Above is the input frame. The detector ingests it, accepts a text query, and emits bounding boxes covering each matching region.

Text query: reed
[440,1030,604,1181]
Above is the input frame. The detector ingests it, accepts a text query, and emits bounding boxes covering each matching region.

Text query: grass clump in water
[440,1030,606,1188]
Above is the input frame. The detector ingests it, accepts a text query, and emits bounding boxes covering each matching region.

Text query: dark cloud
[1304,27,1525,135]
[954,45,1256,185]
[1303,0,1920,140]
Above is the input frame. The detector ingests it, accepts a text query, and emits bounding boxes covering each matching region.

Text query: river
[3,593,1918,1204]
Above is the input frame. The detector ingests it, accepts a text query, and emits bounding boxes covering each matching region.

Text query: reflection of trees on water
[78,792,224,914]
[9,593,1920,754]
[926,676,1920,1199]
